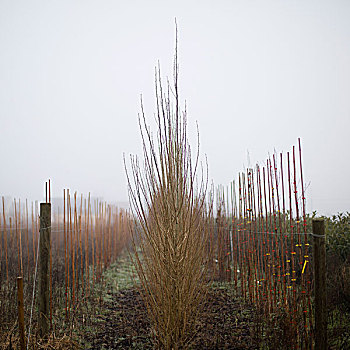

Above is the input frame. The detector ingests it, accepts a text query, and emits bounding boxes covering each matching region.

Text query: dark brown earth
[87,287,258,350]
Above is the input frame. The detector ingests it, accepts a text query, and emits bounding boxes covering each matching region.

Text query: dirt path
[87,285,258,349]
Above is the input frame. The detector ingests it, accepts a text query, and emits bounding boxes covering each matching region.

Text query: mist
[0,0,349,215]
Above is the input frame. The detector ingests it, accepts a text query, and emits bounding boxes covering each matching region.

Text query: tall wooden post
[39,203,51,338]
[17,276,26,350]
[312,218,327,350]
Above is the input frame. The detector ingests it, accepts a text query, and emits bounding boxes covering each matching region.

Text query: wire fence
[0,191,133,348]
[209,138,314,349]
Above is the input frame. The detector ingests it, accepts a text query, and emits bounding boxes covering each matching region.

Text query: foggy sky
[0,0,349,215]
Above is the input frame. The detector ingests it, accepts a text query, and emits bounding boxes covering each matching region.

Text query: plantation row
[122,49,326,348]
[0,163,348,348]
[0,192,132,347]
[210,140,314,349]
[2,50,349,349]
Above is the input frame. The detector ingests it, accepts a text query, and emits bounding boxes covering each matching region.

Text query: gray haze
[0,0,349,215]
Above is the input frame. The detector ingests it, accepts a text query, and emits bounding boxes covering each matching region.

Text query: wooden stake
[17,276,26,350]
[39,203,51,338]
[49,225,52,329]
[313,218,327,350]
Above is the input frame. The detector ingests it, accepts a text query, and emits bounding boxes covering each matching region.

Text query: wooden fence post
[17,276,26,350]
[39,203,51,338]
[312,218,327,350]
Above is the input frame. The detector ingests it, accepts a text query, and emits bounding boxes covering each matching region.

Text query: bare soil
[87,286,258,350]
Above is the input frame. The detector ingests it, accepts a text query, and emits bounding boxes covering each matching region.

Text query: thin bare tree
[125,34,210,349]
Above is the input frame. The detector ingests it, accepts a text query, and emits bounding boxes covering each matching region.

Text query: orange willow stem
[108,205,110,266]
[287,151,296,327]
[2,197,8,284]
[269,158,279,307]
[262,166,270,314]
[273,154,286,306]
[79,194,83,298]
[73,192,77,306]
[87,193,91,294]
[32,203,35,267]
[68,189,71,319]
[64,189,67,320]
[257,166,265,304]
[250,170,259,302]
[57,207,60,258]
[91,203,94,288]
[99,201,102,279]
[103,203,107,270]
[0,212,1,280]
[10,217,13,265]
[280,153,288,307]
[113,208,117,263]
[84,197,88,295]
[19,199,23,277]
